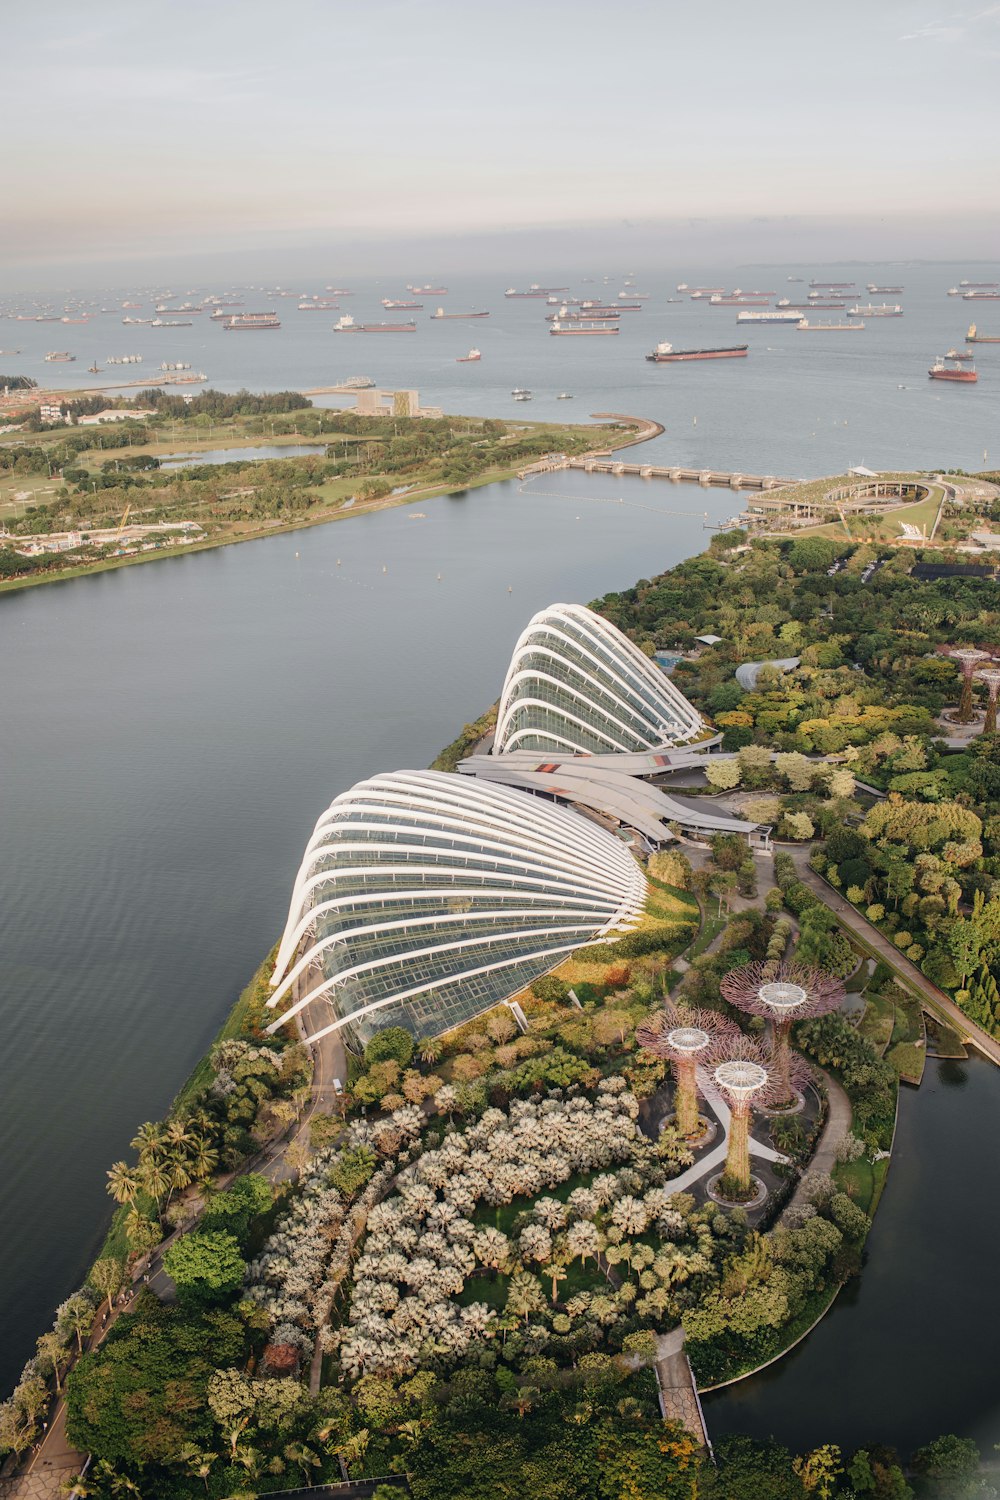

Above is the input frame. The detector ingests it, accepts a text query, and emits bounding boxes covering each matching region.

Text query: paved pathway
[653,1329,710,1448]
[786,847,1000,1067]
[779,1071,852,1225]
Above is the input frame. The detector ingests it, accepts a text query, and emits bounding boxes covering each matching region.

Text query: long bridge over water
[519,453,798,490]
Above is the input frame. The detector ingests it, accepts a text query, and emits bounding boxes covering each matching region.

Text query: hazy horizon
[4,0,1000,291]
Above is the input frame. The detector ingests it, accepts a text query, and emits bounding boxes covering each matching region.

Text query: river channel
[2,469,998,1454]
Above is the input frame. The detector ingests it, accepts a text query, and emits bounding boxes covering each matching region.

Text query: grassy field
[793,490,945,543]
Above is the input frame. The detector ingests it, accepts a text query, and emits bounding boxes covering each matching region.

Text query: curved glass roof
[494,603,705,755]
[267,769,646,1045]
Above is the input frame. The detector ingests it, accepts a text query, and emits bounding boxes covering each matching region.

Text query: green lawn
[857,992,895,1056]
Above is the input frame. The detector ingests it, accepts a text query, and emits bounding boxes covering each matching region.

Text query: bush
[364,1026,415,1069]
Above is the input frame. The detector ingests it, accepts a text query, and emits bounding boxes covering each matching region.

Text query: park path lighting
[711,1037,812,1203]
[975,666,1000,735]
[636,1002,738,1141]
[721,961,844,1108]
[949,648,991,723]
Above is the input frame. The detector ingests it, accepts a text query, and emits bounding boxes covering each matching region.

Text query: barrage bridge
[518,453,797,490]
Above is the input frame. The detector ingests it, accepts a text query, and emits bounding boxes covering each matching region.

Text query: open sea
[3,261,998,477]
[1,262,999,1453]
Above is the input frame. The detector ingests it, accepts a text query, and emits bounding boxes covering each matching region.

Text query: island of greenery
[0,390,640,592]
[2,512,998,1500]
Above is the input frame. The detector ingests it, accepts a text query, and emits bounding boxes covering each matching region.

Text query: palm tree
[547,1260,569,1304]
[505,1269,544,1326]
[177,1445,218,1491]
[106,1162,139,1207]
[190,1140,219,1182]
[138,1155,170,1204]
[419,1037,443,1065]
[130,1121,166,1159]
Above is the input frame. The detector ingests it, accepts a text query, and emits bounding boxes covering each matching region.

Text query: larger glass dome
[267,769,646,1047]
[494,603,705,756]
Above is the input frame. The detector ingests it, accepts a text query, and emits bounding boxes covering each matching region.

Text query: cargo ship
[407,285,447,294]
[944,348,975,361]
[736,309,802,324]
[963,290,1000,300]
[549,319,618,335]
[809,281,854,288]
[710,296,770,306]
[358,321,417,332]
[689,289,725,299]
[505,285,568,297]
[797,319,865,330]
[156,304,202,314]
[545,307,619,321]
[847,303,903,317]
[618,289,649,299]
[867,284,903,293]
[382,299,422,309]
[430,307,489,318]
[151,318,193,327]
[107,355,143,365]
[224,312,280,330]
[44,351,75,361]
[929,357,977,381]
[299,300,340,310]
[967,323,1000,343]
[778,300,845,309]
[646,341,748,362]
[960,281,999,288]
[456,348,481,362]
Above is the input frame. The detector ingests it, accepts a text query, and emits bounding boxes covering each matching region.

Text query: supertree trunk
[959,666,976,724]
[674,1054,700,1138]
[987,696,998,736]
[772,1019,795,1107]
[722,1099,752,1197]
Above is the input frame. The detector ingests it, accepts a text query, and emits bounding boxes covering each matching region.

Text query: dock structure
[654,1331,712,1451]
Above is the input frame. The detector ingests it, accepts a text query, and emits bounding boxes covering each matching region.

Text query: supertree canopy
[720,960,844,1107]
[975,667,1000,736]
[636,1002,738,1139]
[712,1035,812,1202]
[949,648,991,724]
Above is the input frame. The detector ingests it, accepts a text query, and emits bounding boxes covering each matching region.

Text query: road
[786,845,1000,1067]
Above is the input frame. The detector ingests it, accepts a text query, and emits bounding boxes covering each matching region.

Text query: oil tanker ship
[224,312,280,330]
[967,323,1000,343]
[797,319,865,330]
[545,307,619,321]
[963,290,1000,300]
[430,307,489,318]
[929,356,977,381]
[549,319,618,336]
[646,341,748,362]
[867,284,903,293]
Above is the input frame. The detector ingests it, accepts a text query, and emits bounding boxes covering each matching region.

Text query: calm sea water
[3,262,998,476]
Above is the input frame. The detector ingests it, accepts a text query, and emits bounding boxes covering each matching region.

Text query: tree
[106,1162,140,1207]
[706,758,742,790]
[912,1434,981,1495]
[531,975,570,1004]
[207,1368,257,1458]
[163,1230,246,1306]
[364,1026,415,1069]
[35,1330,70,1394]
[90,1258,125,1323]
[793,1444,842,1497]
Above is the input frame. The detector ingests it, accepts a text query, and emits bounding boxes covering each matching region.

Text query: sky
[4,0,1000,286]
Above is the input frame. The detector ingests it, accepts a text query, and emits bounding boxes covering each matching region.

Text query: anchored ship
[224,312,280,329]
[963,291,1000,300]
[867,284,903,293]
[430,308,489,318]
[505,285,567,297]
[549,319,618,335]
[736,309,802,324]
[456,348,481,362]
[846,304,903,317]
[967,323,1000,344]
[929,356,977,381]
[646,342,748,362]
[44,351,75,361]
[382,299,422,309]
[797,319,865,330]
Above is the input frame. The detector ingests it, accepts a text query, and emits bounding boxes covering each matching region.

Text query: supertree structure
[949,648,991,724]
[712,1035,812,1202]
[636,1002,738,1140]
[720,960,844,1107]
[975,666,1000,735]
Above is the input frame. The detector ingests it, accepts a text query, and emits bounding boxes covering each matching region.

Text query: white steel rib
[494,603,705,755]
[267,769,647,1044]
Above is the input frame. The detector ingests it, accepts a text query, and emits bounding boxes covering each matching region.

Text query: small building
[77,408,156,425]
